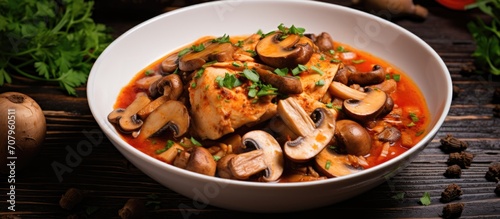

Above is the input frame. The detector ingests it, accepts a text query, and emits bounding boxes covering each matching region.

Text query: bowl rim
[88,0,452,188]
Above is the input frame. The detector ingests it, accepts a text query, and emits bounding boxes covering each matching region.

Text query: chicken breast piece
[189,66,276,140]
[291,53,340,114]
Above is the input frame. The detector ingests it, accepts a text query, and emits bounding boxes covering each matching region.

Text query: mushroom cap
[335,119,372,156]
[241,130,284,182]
[255,32,315,68]
[185,146,217,176]
[342,87,388,122]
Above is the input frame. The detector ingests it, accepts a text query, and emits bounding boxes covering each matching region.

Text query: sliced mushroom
[329,81,367,100]
[377,126,401,143]
[315,147,366,177]
[216,154,238,179]
[314,32,334,52]
[277,97,336,162]
[333,65,354,85]
[254,66,303,94]
[156,142,185,164]
[268,116,299,145]
[149,73,183,100]
[255,32,315,68]
[173,150,190,169]
[178,42,235,72]
[349,64,386,86]
[343,87,388,122]
[136,100,190,139]
[241,130,284,182]
[185,146,217,176]
[227,150,267,180]
[160,52,180,74]
[135,74,162,90]
[107,92,151,133]
[137,95,170,120]
[335,119,372,156]
[217,130,284,181]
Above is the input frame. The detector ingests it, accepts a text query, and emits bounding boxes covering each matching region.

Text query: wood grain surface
[1,0,499,218]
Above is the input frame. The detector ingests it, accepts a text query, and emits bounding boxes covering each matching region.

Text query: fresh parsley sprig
[466,0,500,75]
[0,0,114,96]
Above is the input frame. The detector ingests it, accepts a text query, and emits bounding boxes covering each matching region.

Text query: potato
[0,92,46,174]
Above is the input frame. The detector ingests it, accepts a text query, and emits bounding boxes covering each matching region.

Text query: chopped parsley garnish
[242,69,260,83]
[212,34,230,43]
[352,59,365,64]
[292,64,308,75]
[215,73,242,89]
[419,192,431,206]
[192,44,205,52]
[277,23,306,36]
[274,68,289,76]
[190,137,202,146]
[325,160,331,170]
[315,79,325,86]
[311,65,325,76]
[178,48,191,57]
[409,112,420,123]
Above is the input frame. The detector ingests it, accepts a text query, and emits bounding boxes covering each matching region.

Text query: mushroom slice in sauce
[315,147,367,177]
[342,87,388,122]
[241,130,284,182]
[277,97,335,162]
[136,100,190,139]
[348,64,386,86]
[217,130,284,181]
[255,32,315,68]
[148,73,183,100]
[328,81,367,100]
[178,41,235,72]
[107,92,151,133]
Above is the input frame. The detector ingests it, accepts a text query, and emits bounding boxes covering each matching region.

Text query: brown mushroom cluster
[108,24,429,182]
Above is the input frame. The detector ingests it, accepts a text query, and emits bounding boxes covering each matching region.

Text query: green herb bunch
[0,0,114,95]
[466,0,500,75]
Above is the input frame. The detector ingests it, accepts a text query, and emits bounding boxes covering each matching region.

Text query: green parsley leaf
[292,64,308,75]
[419,192,431,206]
[191,44,205,52]
[215,73,242,89]
[274,68,289,76]
[315,79,325,86]
[392,192,405,201]
[325,160,331,169]
[242,68,259,82]
[409,112,419,122]
[212,34,230,43]
[311,65,325,76]
[0,0,114,96]
[190,137,202,146]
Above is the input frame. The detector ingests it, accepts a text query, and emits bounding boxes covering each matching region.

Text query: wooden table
[1,0,499,218]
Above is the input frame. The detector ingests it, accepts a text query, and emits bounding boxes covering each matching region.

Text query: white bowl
[88,0,452,213]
